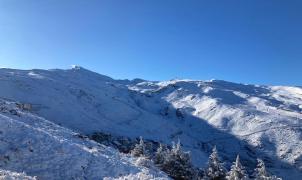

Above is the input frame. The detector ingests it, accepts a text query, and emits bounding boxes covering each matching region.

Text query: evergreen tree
[131,136,146,157]
[253,159,281,180]
[154,144,167,166]
[254,159,269,179]
[204,146,227,180]
[226,155,248,180]
[160,141,195,180]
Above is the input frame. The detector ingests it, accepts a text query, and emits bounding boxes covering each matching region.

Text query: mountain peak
[68,65,113,82]
[71,65,85,70]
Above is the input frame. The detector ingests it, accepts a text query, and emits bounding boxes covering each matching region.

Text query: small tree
[254,159,269,179]
[253,159,281,180]
[159,141,195,180]
[227,155,248,180]
[204,146,227,180]
[131,136,146,157]
[154,144,167,166]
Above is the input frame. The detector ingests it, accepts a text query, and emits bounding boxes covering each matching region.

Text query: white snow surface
[0,99,169,180]
[0,67,302,179]
[0,169,36,180]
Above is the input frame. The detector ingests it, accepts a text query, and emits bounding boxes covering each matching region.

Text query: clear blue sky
[0,0,301,85]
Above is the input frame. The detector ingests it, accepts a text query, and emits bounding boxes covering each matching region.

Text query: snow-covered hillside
[0,99,169,179]
[0,67,301,179]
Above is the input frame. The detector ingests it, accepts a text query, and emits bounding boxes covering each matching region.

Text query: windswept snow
[0,67,301,179]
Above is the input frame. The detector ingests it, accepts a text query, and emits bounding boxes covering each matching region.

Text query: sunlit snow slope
[0,67,301,179]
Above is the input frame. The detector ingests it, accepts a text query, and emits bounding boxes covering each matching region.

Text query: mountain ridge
[0,67,301,179]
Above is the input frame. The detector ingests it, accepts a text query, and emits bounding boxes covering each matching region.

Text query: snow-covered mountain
[0,66,301,179]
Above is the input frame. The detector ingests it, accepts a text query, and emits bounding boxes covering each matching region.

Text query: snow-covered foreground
[0,169,36,180]
[0,99,169,179]
[0,67,301,179]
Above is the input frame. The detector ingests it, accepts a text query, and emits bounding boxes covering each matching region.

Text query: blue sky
[0,0,301,85]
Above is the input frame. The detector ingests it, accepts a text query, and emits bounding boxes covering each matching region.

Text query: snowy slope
[0,98,169,180]
[0,67,301,179]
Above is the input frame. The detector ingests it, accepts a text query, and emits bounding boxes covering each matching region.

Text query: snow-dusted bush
[135,156,153,168]
[226,155,248,180]
[253,159,281,180]
[131,136,146,157]
[104,169,169,180]
[203,146,227,180]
